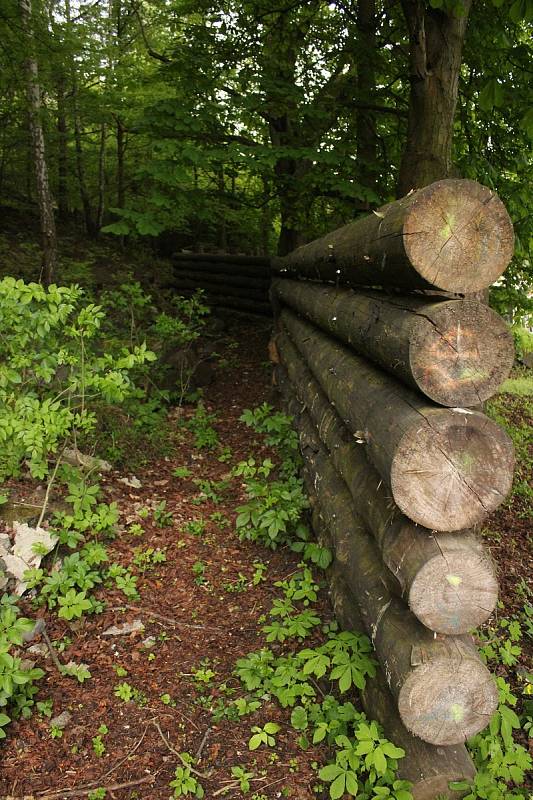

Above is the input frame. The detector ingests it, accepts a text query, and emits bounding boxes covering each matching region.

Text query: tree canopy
[0,0,531,314]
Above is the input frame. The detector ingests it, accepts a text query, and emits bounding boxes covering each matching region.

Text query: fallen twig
[151,720,212,779]
[38,772,156,798]
[109,604,222,631]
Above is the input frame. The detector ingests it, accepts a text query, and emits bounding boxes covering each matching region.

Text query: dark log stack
[171,253,271,316]
[270,179,516,797]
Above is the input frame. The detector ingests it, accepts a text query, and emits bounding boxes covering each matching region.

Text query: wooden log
[292,425,498,745]
[273,179,514,293]
[274,341,498,634]
[173,252,270,266]
[173,269,270,291]
[272,279,514,406]
[173,288,272,316]
[280,308,514,531]
[172,262,271,279]
[172,279,268,301]
[325,560,477,800]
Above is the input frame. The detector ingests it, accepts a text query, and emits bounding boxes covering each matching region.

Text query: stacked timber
[171,253,271,316]
[271,179,516,798]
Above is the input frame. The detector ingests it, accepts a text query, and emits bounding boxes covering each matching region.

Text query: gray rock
[50,710,72,730]
[102,619,144,637]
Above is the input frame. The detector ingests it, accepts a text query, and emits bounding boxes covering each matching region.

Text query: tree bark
[274,339,498,635]
[326,565,477,800]
[356,0,378,201]
[272,279,514,406]
[56,74,69,219]
[273,178,513,293]
[288,408,498,745]
[397,1,473,196]
[173,253,270,267]
[280,308,514,531]
[20,0,57,285]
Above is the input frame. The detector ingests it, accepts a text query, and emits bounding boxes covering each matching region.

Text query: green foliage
[248,722,281,750]
[186,402,220,450]
[169,753,205,798]
[0,596,45,739]
[0,279,155,481]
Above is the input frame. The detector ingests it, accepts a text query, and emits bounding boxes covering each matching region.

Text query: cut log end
[398,657,498,746]
[409,300,515,406]
[391,409,515,531]
[409,551,498,635]
[403,180,514,293]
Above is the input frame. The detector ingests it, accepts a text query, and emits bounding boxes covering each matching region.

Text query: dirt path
[0,317,332,799]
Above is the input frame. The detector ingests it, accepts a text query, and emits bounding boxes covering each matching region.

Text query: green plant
[169,752,205,798]
[0,279,156,482]
[132,546,167,573]
[248,721,281,750]
[153,500,174,527]
[173,466,192,478]
[92,724,108,756]
[0,596,45,738]
[185,518,206,537]
[192,561,207,586]
[114,682,134,702]
[50,724,64,739]
[192,477,230,505]
[60,662,92,683]
[223,573,248,593]
[252,561,268,585]
[230,765,254,792]
[88,789,107,800]
[186,402,219,450]
[37,699,53,718]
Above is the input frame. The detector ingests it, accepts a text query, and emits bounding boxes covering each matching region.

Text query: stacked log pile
[171,253,271,316]
[270,179,516,799]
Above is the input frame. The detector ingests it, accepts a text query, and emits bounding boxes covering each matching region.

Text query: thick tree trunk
[272,279,514,406]
[327,565,477,799]
[20,0,57,285]
[356,0,378,201]
[398,1,473,196]
[288,409,498,745]
[273,179,513,293]
[280,308,514,531]
[274,339,498,634]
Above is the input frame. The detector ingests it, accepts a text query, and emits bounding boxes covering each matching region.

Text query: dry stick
[195,727,211,760]
[41,626,66,674]
[109,604,222,631]
[151,720,212,779]
[38,773,156,798]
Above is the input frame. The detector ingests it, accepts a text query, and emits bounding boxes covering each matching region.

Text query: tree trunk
[356,0,378,202]
[56,74,69,219]
[274,339,498,635]
[96,122,107,232]
[273,178,513,293]
[397,1,473,196]
[73,91,96,237]
[272,279,514,406]
[282,401,498,745]
[20,0,57,285]
[116,117,125,209]
[280,308,514,531]
[327,565,477,800]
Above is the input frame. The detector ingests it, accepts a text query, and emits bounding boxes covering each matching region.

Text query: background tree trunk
[356,0,378,202]
[56,75,69,219]
[398,0,473,196]
[20,0,57,285]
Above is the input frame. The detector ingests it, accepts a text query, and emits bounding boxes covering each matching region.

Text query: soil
[0,315,531,800]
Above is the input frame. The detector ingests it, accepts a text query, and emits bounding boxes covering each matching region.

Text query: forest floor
[0,220,531,799]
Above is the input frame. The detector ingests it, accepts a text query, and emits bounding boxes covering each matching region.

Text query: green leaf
[478,79,505,111]
[330,773,347,799]
[291,706,308,731]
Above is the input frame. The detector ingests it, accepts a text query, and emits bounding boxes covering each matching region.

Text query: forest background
[0,0,531,321]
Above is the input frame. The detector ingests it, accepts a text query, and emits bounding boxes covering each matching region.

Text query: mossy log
[272,279,514,406]
[325,560,477,800]
[280,308,514,531]
[272,179,513,293]
[274,340,498,634]
[292,427,498,745]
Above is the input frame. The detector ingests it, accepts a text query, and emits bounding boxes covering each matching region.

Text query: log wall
[171,252,271,316]
[269,179,516,798]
